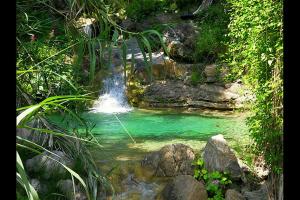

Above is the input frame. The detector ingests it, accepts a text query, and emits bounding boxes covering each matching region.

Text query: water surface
[48,109,249,162]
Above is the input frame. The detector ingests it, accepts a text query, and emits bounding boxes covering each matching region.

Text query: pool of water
[48,108,249,162]
[48,108,250,198]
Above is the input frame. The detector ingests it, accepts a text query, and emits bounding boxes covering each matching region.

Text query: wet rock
[225,189,245,200]
[74,17,98,37]
[25,150,74,180]
[141,144,195,177]
[203,134,243,180]
[161,175,208,200]
[117,174,160,200]
[57,179,87,200]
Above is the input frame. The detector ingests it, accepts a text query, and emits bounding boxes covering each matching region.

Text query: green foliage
[194,2,229,63]
[224,0,283,173]
[193,158,232,200]
[125,0,199,20]
[190,71,201,85]
[126,0,164,21]
[190,64,205,85]
[164,0,199,10]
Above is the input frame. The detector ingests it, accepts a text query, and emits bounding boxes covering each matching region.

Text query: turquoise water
[48,109,249,161]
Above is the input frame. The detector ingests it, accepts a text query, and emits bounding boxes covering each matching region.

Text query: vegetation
[194,2,229,63]
[126,0,199,21]
[16,0,165,199]
[16,0,283,199]
[193,158,232,200]
[224,0,283,174]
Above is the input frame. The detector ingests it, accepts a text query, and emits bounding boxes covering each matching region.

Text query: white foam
[90,73,133,114]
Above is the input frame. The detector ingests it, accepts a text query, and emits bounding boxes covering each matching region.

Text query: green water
[48,109,249,162]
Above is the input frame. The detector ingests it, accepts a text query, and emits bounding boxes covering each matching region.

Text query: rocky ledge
[139,80,252,110]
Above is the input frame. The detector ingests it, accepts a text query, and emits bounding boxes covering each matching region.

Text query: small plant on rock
[193,158,232,200]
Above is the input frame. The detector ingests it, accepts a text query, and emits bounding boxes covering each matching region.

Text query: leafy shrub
[164,0,199,10]
[193,158,232,200]
[190,64,205,85]
[17,40,78,103]
[224,0,283,173]
[126,0,164,21]
[194,2,229,63]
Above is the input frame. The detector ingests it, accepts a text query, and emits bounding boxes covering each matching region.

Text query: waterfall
[90,72,133,114]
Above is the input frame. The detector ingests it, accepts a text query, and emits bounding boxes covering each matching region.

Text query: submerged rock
[141,144,195,177]
[202,134,243,180]
[161,175,208,200]
[25,150,74,180]
[116,174,160,200]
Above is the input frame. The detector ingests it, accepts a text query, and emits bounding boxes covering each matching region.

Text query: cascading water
[90,72,133,114]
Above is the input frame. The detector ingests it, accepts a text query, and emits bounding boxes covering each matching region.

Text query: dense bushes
[224,0,283,173]
[125,0,200,21]
[126,0,164,21]
[194,2,229,63]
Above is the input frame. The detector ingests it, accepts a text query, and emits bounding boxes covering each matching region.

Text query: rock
[16,119,50,146]
[17,127,48,146]
[161,175,207,200]
[25,150,74,180]
[30,178,48,194]
[242,183,269,200]
[141,80,244,110]
[202,134,243,180]
[74,17,98,37]
[253,156,269,180]
[225,189,245,200]
[204,64,217,83]
[57,179,87,200]
[118,174,160,200]
[120,18,139,31]
[141,144,195,177]
[163,23,199,62]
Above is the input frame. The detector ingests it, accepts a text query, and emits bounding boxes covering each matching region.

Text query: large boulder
[202,134,243,180]
[141,144,195,177]
[161,175,208,200]
[225,189,246,200]
[25,150,74,180]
